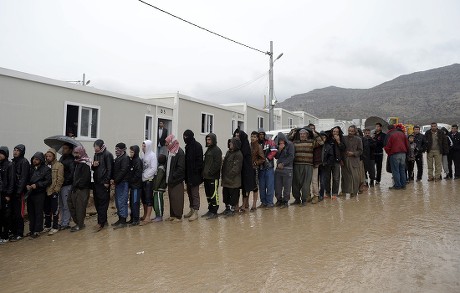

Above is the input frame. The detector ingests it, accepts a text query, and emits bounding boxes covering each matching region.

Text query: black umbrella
[44,135,82,154]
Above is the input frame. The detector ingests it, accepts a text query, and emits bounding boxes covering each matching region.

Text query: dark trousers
[407,160,415,180]
[44,193,59,229]
[186,184,200,210]
[223,187,239,207]
[168,183,184,219]
[204,179,219,214]
[11,194,25,237]
[68,188,89,228]
[1,197,12,239]
[93,183,109,226]
[322,163,341,195]
[153,191,164,217]
[453,151,460,178]
[374,154,383,182]
[415,154,424,180]
[129,188,141,221]
[275,169,292,203]
[27,192,45,234]
[142,181,153,206]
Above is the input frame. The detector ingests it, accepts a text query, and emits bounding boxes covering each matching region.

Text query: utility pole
[82,73,86,86]
[268,41,274,131]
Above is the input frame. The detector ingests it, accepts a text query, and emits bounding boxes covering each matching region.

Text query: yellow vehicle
[387,117,414,135]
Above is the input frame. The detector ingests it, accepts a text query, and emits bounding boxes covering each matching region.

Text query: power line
[137,0,269,56]
[210,71,269,95]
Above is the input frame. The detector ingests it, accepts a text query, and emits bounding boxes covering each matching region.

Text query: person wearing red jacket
[384,126,409,190]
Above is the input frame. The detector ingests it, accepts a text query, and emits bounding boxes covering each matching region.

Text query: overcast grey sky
[1,0,459,108]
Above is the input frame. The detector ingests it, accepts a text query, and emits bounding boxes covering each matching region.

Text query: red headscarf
[165,134,180,155]
[74,146,92,166]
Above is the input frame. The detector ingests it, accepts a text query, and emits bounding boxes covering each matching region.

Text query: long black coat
[239,131,256,192]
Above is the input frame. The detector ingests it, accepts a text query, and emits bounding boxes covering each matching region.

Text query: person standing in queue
[201,133,222,220]
[373,123,386,185]
[58,143,74,230]
[92,139,113,232]
[111,143,130,229]
[165,134,185,222]
[10,144,29,242]
[183,130,203,222]
[140,140,157,225]
[44,148,64,235]
[127,145,143,226]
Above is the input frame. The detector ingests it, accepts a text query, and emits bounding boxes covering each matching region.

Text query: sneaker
[126,218,134,224]
[206,213,218,220]
[113,222,127,230]
[59,225,71,231]
[130,221,140,226]
[48,229,59,236]
[43,227,51,233]
[280,202,289,209]
[70,225,81,232]
[0,239,9,245]
[257,203,267,209]
[171,218,182,223]
[300,202,307,207]
[152,216,163,222]
[111,220,121,227]
[30,232,40,239]
[264,204,274,210]
[184,209,194,218]
[188,210,199,222]
[219,209,231,216]
[225,210,235,217]
[9,235,23,242]
[201,211,213,218]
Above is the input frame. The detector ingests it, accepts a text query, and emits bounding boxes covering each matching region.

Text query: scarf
[165,134,180,155]
[74,146,92,166]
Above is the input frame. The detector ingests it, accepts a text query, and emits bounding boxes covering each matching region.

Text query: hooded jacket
[0,146,15,195]
[238,131,257,191]
[113,148,130,184]
[46,148,64,195]
[59,151,75,186]
[203,133,223,180]
[12,144,30,195]
[92,146,114,185]
[183,130,204,186]
[28,152,52,195]
[129,146,143,188]
[275,132,295,170]
[221,138,243,188]
[142,140,158,182]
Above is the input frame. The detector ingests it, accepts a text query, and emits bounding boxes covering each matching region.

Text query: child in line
[152,154,167,222]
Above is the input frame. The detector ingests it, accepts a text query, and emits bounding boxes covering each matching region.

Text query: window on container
[288,118,293,128]
[258,116,264,129]
[201,113,214,133]
[145,116,153,140]
[65,103,99,139]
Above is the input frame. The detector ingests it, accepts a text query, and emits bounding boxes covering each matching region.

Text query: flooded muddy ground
[1,169,460,292]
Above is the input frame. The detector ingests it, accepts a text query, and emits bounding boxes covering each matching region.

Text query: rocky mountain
[278,64,460,125]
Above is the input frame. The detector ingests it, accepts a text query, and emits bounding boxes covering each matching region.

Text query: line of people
[1,123,459,243]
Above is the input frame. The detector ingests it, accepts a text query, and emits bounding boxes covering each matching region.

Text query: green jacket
[153,165,167,191]
[203,133,223,180]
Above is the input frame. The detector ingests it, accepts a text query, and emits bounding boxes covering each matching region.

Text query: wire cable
[210,71,269,95]
[137,0,270,56]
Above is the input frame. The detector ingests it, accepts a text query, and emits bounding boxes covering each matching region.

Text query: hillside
[278,64,460,125]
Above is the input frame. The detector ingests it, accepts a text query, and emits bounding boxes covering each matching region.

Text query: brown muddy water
[1,171,460,292]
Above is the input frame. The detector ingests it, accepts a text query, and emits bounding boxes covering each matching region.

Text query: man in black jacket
[58,143,74,230]
[128,145,143,225]
[92,139,114,231]
[183,130,203,222]
[69,146,91,232]
[157,121,168,156]
[201,133,222,219]
[26,152,52,238]
[449,124,460,179]
[373,123,386,184]
[111,143,130,229]
[413,126,428,181]
[11,144,29,241]
[0,146,15,243]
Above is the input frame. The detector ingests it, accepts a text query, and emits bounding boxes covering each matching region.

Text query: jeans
[390,153,407,188]
[115,181,129,219]
[59,185,72,226]
[129,188,141,221]
[259,168,274,206]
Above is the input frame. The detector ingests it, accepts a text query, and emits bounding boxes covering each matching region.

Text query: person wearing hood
[127,145,143,226]
[110,143,130,229]
[26,152,52,238]
[11,144,30,241]
[235,130,256,212]
[257,128,277,208]
[44,148,64,235]
[201,132,222,219]
[322,127,346,199]
[274,132,295,208]
[68,146,91,232]
[183,129,203,221]
[140,140,157,225]
[92,139,114,231]
[0,146,15,244]
[58,143,75,230]
[221,137,243,216]
[165,134,185,222]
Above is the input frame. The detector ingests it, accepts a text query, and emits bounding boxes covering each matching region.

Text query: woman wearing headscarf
[235,130,256,212]
[165,134,185,222]
[68,146,91,232]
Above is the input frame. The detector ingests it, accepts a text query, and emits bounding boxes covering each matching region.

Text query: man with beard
[342,126,363,197]
[111,143,130,229]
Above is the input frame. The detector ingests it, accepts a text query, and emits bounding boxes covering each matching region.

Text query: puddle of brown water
[1,166,460,292]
